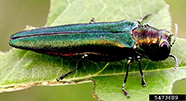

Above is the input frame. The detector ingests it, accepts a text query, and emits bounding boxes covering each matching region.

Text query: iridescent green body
[10,20,138,61]
[9,18,178,97]
[9,20,173,62]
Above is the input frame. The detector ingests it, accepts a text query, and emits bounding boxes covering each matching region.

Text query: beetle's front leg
[136,56,146,86]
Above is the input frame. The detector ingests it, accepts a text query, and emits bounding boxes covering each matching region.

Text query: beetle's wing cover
[10,20,137,38]
[9,20,136,55]
[10,32,135,48]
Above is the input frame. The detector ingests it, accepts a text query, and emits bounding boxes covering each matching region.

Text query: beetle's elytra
[9,14,178,96]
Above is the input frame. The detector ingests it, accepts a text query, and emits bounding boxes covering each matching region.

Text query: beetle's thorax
[132,25,161,47]
[131,25,172,61]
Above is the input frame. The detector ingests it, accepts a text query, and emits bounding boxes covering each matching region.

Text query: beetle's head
[133,24,178,61]
[133,24,178,69]
[148,29,172,61]
[149,24,178,61]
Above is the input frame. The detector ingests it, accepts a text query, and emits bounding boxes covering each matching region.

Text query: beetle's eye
[160,41,169,50]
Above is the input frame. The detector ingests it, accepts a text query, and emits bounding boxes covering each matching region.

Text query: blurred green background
[0,0,185,101]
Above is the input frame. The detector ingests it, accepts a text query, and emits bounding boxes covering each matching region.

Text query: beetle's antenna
[169,54,178,70]
[136,12,152,24]
[137,12,152,24]
[141,12,152,22]
[170,24,178,47]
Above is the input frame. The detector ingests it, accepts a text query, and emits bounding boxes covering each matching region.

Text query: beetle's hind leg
[122,57,133,97]
[137,56,146,86]
[57,54,88,81]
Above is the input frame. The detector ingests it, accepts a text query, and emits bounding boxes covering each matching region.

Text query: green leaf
[1,0,186,101]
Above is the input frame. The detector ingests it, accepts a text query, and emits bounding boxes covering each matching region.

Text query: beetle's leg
[122,57,133,97]
[89,18,95,24]
[143,23,150,27]
[57,54,88,81]
[137,56,146,86]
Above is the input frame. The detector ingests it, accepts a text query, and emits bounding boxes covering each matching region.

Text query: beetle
[9,14,178,96]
